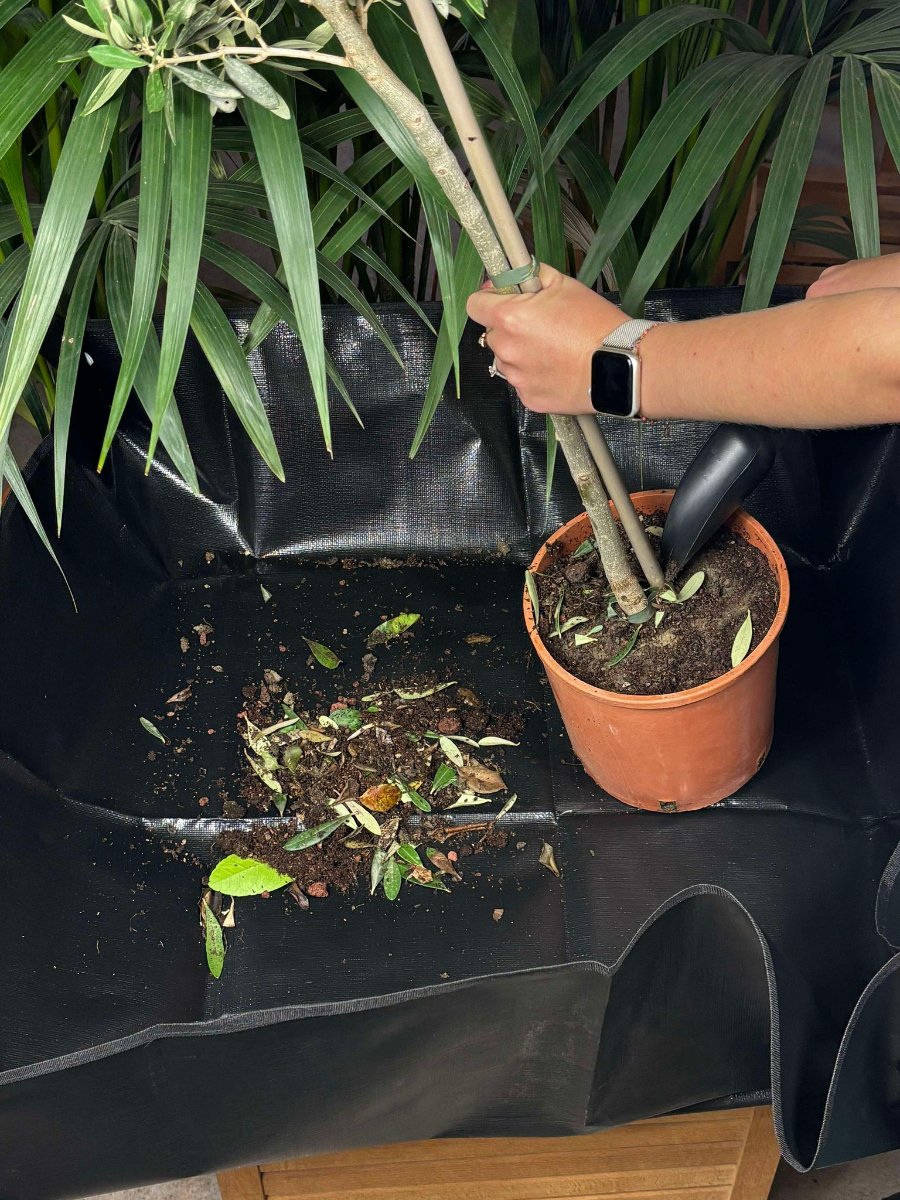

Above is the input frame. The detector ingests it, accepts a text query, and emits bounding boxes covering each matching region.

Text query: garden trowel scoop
[660,424,780,576]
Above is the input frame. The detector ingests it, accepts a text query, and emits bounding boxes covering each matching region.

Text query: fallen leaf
[571,538,595,559]
[193,622,214,646]
[559,616,589,635]
[394,776,432,812]
[524,570,540,622]
[383,858,402,900]
[654,611,664,628]
[465,633,493,645]
[327,706,363,731]
[446,793,492,808]
[165,684,193,705]
[397,844,425,868]
[221,897,236,928]
[552,586,566,638]
[426,848,462,881]
[439,735,465,768]
[574,633,597,646]
[208,855,293,897]
[344,799,382,836]
[430,763,457,794]
[261,585,272,603]
[367,612,420,646]
[477,736,518,747]
[678,570,705,602]
[283,816,349,851]
[539,842,560,877]
[370,848,388,894]
[288,882,310,910]
[606,626,640,667]
[731,610,753,668]
[458,758,506,794]
[497,793,518,819]
[202,900,225,979]
[394,681,456,700]
[140,717,167,744]
[360,782,401,812]
[304,638,341,669]
[295,728,333,744]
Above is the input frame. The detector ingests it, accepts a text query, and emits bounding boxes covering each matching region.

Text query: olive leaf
[539,842,561,877]
[272,793,288,816]
[202,899,226,979]
[678,570,706,602]
[524,570,540,622]
[344,799,382,836]
[430,762,457,794]
[260,585,272,603]
[571,538,595,559]
[383,857,402,901]
[559,616,589,635]
[497,793,518,818]
[223,57,291,118]
[439,735,465,768]
[397,843,424,868]
[654,611,664,628]
[731,610,753,668]
[208,855,293,896]
[407,873,450,893]
[304,638,341,669]
[446,793,492,808]
[552,585,566,639]
[244,748,281,792]
[645,526,663,537]
[659,588,679,603]
[427,847,462,880]
[606,626,640,667]
[393,776,432,812]
[394,681,457,700]
[283,816,349,850]
[370,847,388,895]
[140,716,167,743]
[574,633,597,646]
[477,736,519,747]
[367,612,420,646]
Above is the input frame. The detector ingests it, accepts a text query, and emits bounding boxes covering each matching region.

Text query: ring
[478,331,488,349]
[488,360,507,381]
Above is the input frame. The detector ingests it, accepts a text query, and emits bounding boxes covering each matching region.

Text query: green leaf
[140,716,166,742]
[742,54,833,312]
[202,899,226,979]
[731,610,753,668]
[304,638,341,669]
[841,56,880,260]
[446,793,492,808]
[395,778,431,813]
[169,64,242,102]
[524,569,540,622]
[370,847,388,895]
[0,0,30,32]
[383,857,402,901]
[559,616,590,634]
[283,816,349,851]
[149,85,211,465]
[0,141,34,247]
[606,625,640,667]
[873,65,900,179]
[104,227,199,492]
[328,706,363,732]
[315,254,403,370]
[678,570,705,601]
[0,6,91,163]
[88,43,142,67]
[580,52,755,290]
[146,68,165,112]
[430,763,457,794]
[544,415,557,510]
[420,189,461,386]
[82,66,132,114]
[622,54,805,312]
[344,799,381,836]
[245,83,331,454]
[397,843,424,868]
[208,854,293,896]
[54,227,109,533]
[223,57,290,118]
[394,682,456,700]
[99,100,170,471]
[439,735,465,769]
[367,612,420,646]
[2,450,74,604]
[0,63,120,459]
[571,539,594,560]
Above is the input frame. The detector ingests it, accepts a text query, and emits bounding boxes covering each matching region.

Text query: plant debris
[367,612,421,646]
[539,842,560,877]
[304,638,341,669]
[140,717,167,744]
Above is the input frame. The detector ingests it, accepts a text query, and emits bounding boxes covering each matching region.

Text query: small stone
[198,796,209,808]
[516,841,526,850]
[492,908,504,922]
[211,665,224,673]
[306,881,328,899]
[179,637,190,653]
[204,551,215,563]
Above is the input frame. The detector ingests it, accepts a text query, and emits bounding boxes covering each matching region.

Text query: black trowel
[660,425,781,576]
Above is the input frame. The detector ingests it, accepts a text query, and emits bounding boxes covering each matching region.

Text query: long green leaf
[3,450,74,605]
[54,226,109,533]
[245,89,331,454]
[872,64,900,178]
[828,8,900,54]
[104,227,199,492]
[0,0,29,31]
[0,4,89,162]
[0,64,119,454]
[98,100,170,471]
[149,85,211,466]
[742,55,832,312]
[349,242,435,335]
[315,255,403,369]
[420,189,460,386]
[840,55,880,260]
[187,279,284,481]
[0,242,28,314]
[579,52,755,289]
[622,54,805,312]
[0,140,33,247]
[561,136,639,290]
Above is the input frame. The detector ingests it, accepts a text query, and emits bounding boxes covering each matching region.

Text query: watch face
[591,349,637,417]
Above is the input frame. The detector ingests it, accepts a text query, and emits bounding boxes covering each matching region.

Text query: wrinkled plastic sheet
[1,288,899,1199]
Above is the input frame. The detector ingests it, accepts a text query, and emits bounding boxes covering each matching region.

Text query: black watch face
[591,349,636,417]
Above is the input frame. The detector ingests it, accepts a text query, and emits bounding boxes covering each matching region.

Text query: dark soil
[211,676,521,898]
[537,511,780,695]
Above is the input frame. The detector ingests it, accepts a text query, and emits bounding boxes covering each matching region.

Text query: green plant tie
[489,256,540,292]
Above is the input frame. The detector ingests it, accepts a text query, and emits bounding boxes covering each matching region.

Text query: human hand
[465,264,625,414]
[806,253,900,299]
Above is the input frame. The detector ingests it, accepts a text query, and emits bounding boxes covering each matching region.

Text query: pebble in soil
[536,511,779,695]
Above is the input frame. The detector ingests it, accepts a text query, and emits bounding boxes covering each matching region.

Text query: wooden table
[218,1105,781,1200]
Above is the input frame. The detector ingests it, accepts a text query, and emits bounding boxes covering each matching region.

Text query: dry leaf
[221,898,236,928]
[465,633,493,645]
[492,908,504,922]
[426,848,462,881]
[458,758,506,794]
[360,782,402,813]
[539,842,560,877]
[165,683,193,705]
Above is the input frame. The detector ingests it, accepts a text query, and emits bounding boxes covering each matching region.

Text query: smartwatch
[589,318,658,419]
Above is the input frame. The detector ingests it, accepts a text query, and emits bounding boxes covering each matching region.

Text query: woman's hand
[806,253,900,299]
[465,263,625,414]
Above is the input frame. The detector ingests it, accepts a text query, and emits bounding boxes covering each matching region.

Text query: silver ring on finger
[488,359,507,381]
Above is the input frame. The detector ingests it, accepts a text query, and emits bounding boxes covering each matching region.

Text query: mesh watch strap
[603,318,658,351]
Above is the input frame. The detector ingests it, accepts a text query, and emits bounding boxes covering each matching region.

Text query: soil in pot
[535,509,779,696]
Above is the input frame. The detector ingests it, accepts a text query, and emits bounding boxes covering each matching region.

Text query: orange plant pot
[524,490,790,813]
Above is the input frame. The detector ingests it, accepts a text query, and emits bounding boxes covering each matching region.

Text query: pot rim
[524,488,791,711]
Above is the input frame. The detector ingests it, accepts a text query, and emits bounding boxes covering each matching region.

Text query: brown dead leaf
[427,849,462,881]
[465,634,493,645]
[295,729,333,744]
[407,865,434,885]
[458,758,506,794]
[193,622,214,646]
[288,883,310,910]
[539,842,560,877]
[222,898,236,928]
[165,683,193,705]
[360,782,401,813]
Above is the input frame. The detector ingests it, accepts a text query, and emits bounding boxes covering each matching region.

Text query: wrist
[637,320,679,420]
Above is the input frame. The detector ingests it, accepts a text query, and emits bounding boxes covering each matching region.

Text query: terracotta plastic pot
[524,490,790,812]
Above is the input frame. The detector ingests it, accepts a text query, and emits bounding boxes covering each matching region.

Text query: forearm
[642,289,900,427]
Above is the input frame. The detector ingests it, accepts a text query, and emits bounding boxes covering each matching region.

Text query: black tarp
[1,288,899,1198]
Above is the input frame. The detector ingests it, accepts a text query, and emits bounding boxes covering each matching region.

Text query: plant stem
[155,45,350,69]
[305,0,648,614]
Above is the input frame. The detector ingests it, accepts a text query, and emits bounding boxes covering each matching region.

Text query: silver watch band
[603,318,658,351]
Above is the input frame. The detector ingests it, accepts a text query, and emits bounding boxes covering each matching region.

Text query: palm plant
[1,0,899,603]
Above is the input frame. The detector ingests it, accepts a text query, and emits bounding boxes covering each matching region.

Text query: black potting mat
[1,289,899,1199]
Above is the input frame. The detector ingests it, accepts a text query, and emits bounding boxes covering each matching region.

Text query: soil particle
[537,511,779,695]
